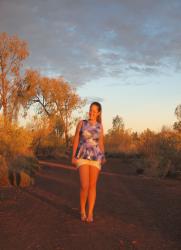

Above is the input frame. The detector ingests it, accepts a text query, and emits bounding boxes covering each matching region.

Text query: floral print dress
[75,120,105,162]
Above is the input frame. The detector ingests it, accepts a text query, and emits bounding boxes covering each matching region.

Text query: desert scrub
[0,123,40,186]
[138,129,181,177]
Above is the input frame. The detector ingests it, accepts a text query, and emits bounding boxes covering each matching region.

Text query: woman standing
[72,102,106,222]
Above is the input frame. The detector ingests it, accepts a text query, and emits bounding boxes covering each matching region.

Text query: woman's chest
[81,124,101,142]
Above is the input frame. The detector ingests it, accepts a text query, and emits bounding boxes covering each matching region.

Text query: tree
[112,115,124,131]
[173,104,181,132]
[0,32,29,126]
[107,115,124,135]
[22,72,86,148]
[106,115,127,153]
[175,104,181,119]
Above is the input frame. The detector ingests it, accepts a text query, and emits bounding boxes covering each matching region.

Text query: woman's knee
[80,183,89,192]
[88,182,97,190]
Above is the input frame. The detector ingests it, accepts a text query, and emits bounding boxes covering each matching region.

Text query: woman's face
[89,105,100,121]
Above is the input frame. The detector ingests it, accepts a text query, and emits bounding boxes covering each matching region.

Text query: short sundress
[75,120,105,170]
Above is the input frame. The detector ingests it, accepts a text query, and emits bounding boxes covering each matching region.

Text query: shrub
[138,129,181,177]
[0,122,40,187]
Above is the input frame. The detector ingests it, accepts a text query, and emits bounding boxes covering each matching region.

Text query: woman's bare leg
[79,165,89,215]
[87,166,100,220]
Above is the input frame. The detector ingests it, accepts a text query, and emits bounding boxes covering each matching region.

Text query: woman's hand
[71,157,78,166]
[101,157,106,165]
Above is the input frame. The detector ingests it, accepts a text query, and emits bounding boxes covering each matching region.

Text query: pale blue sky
[0,0,180,133]
[77,70,181,132]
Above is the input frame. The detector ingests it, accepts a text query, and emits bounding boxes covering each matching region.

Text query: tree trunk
[1,66,8,127]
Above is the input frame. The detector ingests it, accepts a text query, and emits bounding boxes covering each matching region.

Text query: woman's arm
[99,124,106,164]
[72,120,83,165]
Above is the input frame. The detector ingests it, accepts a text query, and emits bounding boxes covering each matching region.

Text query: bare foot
[86,215,94,223]
[80,213,87,222]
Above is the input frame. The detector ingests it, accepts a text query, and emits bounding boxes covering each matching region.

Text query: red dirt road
[0,160,181,250]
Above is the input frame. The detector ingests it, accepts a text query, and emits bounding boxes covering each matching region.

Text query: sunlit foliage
[0,32,29,126]
[105,115,181,178]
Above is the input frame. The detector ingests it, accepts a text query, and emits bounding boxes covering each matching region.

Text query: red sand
[0,160,181,250]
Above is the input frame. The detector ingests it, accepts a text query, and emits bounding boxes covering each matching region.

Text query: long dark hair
[90,102,102,123]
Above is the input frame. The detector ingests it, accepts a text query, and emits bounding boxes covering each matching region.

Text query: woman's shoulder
[76,119,87,129]
[78,119,88,125]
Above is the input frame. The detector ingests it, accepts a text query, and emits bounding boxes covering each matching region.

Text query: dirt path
[0,160,181,250]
